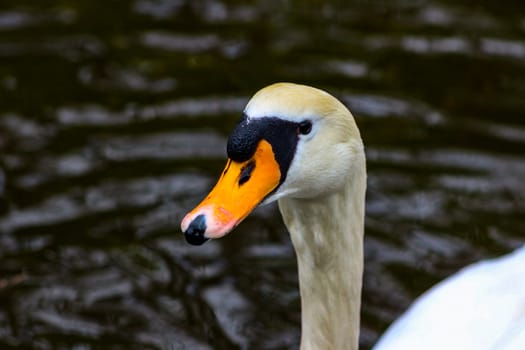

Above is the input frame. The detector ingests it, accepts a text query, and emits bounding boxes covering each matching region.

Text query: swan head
[181,82,364,245]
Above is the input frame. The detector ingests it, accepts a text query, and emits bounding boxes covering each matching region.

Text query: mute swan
[181,83,525,350]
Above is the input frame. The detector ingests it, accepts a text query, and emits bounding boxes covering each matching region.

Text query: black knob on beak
[183,214,209,246]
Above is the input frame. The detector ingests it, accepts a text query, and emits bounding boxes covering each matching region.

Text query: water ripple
[56,97,246,126]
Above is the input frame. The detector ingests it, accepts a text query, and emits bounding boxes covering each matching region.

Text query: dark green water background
[1,1,524,349]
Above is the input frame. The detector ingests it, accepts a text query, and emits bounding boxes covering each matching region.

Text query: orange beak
[181,139,281,245]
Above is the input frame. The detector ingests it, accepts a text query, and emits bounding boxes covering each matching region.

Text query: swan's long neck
[278,161,366,350]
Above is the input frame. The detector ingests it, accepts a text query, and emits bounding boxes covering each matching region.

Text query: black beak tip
[183,214,209,246]
[184,231,209,246]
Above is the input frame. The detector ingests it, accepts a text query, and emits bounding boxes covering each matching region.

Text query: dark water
[1,0,525,349]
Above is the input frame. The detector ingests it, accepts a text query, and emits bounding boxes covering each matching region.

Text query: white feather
[373,246,525,350]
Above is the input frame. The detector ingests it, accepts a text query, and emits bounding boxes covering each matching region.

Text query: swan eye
[298,120,312,135]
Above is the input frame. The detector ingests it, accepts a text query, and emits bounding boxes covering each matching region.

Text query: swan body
[374,245,525,350]
[181,82,525,350]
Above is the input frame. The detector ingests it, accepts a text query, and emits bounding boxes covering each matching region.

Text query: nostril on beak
[183,214,209,246]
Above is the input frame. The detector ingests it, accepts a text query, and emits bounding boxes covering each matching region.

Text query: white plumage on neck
[279,151,366,350]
